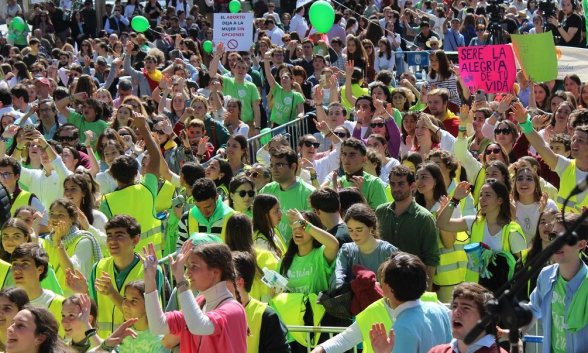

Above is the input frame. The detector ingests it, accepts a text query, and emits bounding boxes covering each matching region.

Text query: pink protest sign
[458,45,516,94]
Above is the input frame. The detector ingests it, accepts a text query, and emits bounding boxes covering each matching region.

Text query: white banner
[556,46,588,82]
[213,13,254,52]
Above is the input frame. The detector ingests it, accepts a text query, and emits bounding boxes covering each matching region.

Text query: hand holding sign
[458,45,516,94]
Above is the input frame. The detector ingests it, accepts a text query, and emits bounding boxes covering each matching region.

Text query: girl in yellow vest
[228,176,255,218]
[205,159,233,202]
[0,288,29,352]
[415,163,470,303]
[225,214,278,303]
[43,199,102,296]
[437,180,527,282]
[0,218,62,295]
[252,195,287,260]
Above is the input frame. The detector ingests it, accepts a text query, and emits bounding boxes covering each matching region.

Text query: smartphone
[475,90,486,102]
[23,124,36,132]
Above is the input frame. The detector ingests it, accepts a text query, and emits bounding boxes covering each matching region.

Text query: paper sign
[555,46,588,82]
[458,45,516,94]
[213,13,254,52]
[511,32,557,82]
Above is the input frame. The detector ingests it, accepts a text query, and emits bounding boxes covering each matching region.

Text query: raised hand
[369,323,395,353]
[65,268,89,294]
[453,181,471,200]
[345,60,355,76]
[170,240,194,282]
[102,318,138,347]
[95,272,116,297]
[511,102,528,124]
[78,294,93,325]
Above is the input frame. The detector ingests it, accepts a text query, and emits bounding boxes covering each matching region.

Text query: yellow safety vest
[39,292,65,337]
[556,159,588,213]
[472,168,486,208]
[466,219,525,283]
[433,191,469,287]
[253,229,287,258]
[10,189,33,216]
[0,259,10,289]
[270,293,325,347]
[155,179,175,213]
[250,248,279,302]
[356,292,439,353]
[102,184,163,255]
[245,298,267,353]
[42,236,86,297]
[94,257,144,338]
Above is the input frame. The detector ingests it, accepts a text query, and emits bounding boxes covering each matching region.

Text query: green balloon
[228,0,241,13]
[131,15,150,33]
[10,17,27,32]
[203,40,214,54]
[309,1,335,34]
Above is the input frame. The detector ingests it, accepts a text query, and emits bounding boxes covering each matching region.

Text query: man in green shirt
[375,165,440,290]
[335,138,388,210]
[209,43,261,137]
[259,147,315,242]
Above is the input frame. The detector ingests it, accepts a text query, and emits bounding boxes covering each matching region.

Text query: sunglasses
[334,131,348,138]
[302,141,320,148]
[370,122,385,128]
[494,128,511,135]
[153,130,166,135]
[246,171,260,178]
[238,190,256,198]
[485,147,501,154]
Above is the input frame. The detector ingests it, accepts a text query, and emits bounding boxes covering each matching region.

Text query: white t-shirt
[30,289,59,310]
[463,216,527,254]
[515,200,558,245]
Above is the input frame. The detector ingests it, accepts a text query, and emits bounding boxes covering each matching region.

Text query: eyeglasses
[302,141,320,148]
[494,128,511,135]
[270,162,288,169]
[238,190,256,198]
[0,172,14,179]
[58,136,77,142]
[334,131,348,138]
[370,122,385,128]
[485,147,501,154]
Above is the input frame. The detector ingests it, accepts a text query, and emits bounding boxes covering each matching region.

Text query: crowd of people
[0,0,587,352]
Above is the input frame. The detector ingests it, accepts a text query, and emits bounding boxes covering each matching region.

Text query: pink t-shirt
[165,299,248,353]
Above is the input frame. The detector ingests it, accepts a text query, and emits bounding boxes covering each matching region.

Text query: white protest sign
[213,13,254,52]
[555,46,588,82]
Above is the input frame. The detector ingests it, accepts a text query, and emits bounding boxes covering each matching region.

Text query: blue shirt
[392,300,452,353]
[525,263,588,353]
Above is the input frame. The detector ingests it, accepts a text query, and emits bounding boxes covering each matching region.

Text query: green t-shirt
[337,171,388,210]
[118,329,169,353]
[270,85,305,126]
[341,84,369,113]
[279,246,333,294]
[67,110,108,148]
[259,179,315,243]
[551,275,568,353]
[222,77,260,123]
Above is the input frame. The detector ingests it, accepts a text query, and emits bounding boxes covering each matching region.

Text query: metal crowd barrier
[246,116,310,164]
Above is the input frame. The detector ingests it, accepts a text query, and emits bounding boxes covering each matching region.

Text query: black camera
[538,0,556,19]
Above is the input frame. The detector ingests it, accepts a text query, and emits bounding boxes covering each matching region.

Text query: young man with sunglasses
[524,212,588,353]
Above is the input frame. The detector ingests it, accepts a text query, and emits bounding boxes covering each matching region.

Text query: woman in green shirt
[263,52,305,127]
